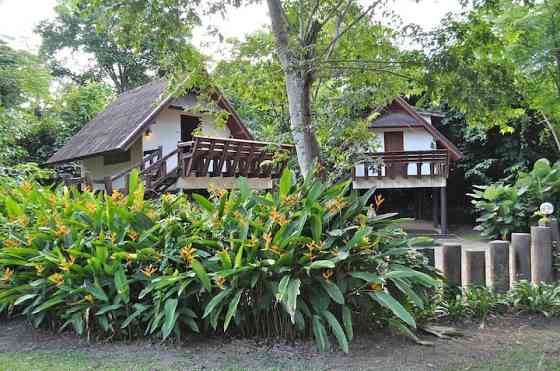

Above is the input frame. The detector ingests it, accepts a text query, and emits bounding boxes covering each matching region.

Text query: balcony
[352,150,450,189]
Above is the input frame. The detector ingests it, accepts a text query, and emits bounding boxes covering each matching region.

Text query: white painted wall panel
[354,127,436,179]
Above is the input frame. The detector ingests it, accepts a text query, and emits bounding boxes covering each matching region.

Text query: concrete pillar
[435,243,461,286]
[549,218,560,245]
[440,187,448,235]
[509,233,531,288]
[462,249,486,287]
[531,226,553,284]
[485,240,509,292]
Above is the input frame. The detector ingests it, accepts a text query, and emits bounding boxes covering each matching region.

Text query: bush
[470,158,560,239]
[0,169,439,352]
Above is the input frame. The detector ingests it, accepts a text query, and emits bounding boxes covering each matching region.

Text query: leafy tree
[71,0,422,177]
[424,0,560,149]
[36,1,163,93]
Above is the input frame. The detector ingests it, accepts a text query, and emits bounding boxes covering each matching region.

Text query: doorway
[181,115,201,142]
[384,131,404,177]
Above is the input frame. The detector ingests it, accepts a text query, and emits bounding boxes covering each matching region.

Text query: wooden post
[531,226,553,284]
[509,233,531,288]
[435,243,461,286]
[462,249,486,287]
[440,186,448,235]
[103,176,113,196]
[486,240,509,292]
[432,187,439,228]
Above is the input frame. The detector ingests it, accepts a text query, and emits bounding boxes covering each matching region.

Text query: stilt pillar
[440,186,448,235]
[432,188,439,228]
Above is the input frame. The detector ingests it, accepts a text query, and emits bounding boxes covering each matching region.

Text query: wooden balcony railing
[353,150,450,180]
[178,136,294,179]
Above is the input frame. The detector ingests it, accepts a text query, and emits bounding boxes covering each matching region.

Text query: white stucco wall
[354,127,436,178]
[82,138,143,191]
[82,96,232,188]
[143,106,231,170]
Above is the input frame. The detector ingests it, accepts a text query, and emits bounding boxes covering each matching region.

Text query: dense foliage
[0,169,439,352]
[469,159,560,239]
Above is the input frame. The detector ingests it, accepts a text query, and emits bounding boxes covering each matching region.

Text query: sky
[0,0,463,55]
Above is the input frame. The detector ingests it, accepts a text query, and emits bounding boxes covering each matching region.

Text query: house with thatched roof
[48,79,292,195]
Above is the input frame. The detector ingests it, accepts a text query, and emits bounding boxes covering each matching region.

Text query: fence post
[486,240,509,292]
[509,233,531,288]
[461,249,486,287]
[435,243,461,286]
[531,226,553,284]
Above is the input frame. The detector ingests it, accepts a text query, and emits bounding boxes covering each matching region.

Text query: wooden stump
[486,241,509,292]
[435,243,461,286]
[531,226,553,284]
[509,233,531,288]
[461,249,485,287]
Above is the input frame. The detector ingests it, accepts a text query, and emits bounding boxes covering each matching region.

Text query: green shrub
[470,158,560,239]
[0,168,439,352]
[508,281,560,317]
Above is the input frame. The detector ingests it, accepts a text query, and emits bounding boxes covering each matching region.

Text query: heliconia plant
[0,167,440,352]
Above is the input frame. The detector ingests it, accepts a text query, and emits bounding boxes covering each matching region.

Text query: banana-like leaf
[224,290,242,331]
[162,298,178,340]
[321,310,349,353]
[191,259,211,292]
[369,291,416,328]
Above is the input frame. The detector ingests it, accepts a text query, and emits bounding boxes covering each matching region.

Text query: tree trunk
[285,71,321,177]
[266,0,321,178]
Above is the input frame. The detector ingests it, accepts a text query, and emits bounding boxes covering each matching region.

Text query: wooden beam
[440,186,448,235]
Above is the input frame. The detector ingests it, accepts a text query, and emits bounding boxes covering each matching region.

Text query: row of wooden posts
[425,221,559,292]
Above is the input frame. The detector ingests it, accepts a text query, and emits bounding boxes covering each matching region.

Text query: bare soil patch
[0,314,559,370]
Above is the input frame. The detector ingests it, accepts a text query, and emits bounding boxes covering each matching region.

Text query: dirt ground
[0,315,559,370]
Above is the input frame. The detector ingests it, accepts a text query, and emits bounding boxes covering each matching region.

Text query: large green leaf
[193,193,214,213]
[342,305,353,341]
[114,267,129,303]
[162,298,178,340]
[307,260,335,270]
[369,291,416,328]
[279,168,293,198]
[286,278,301,323]
[31,297,64,314]
[319,279,344,304]
[224,290,242,331]
[191,258,211,292]
[312,315,329,352]
[202,288,232,319]
[321,310,349,353]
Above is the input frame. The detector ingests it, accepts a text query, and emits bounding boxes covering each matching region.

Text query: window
[104,150,131,165]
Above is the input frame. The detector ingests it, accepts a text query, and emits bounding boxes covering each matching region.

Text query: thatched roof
[47,79,252,164]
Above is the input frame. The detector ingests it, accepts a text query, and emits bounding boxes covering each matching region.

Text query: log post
[461,249,486,287]
[485,240,509,292]
[432,188,439,228]
[440,186,448,235]
[509,233,531,288]
[435,243,461,286]
[103,176,113,196]
[531,226,553,284]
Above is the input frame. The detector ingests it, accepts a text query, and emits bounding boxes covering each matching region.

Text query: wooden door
[384,131,404,177]
[181,115,200,143]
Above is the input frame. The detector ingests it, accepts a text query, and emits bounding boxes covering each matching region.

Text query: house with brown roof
[47,79,292,195]
[353,97,463,234]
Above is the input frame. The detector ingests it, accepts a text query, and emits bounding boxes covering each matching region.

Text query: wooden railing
[178,136,294,179]
[353,150,450,180]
